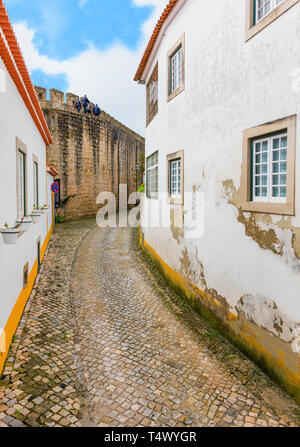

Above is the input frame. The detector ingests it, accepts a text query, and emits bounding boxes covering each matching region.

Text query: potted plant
[55,194,76,224]
[16,216,33,232]
[30,206,43,224]
[0,222,21,245]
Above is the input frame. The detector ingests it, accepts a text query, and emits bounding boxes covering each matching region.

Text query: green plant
[61,194,76,207]
[204,332,216,339]
[131,152,145,187]
[3,221,21,230]
[32,205,41,213]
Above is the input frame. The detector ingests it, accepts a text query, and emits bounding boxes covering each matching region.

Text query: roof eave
[134,0,186,83]
[0,1,52,145]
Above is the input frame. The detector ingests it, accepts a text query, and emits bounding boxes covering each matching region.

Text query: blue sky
[4,0,166,133]
[5,0,152,58]
[5,0,153,92]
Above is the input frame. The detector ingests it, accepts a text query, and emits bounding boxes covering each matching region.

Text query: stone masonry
[35,87,145,220]
[0,220,299,427]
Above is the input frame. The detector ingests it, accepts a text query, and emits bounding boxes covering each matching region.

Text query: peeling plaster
[237,294,299,344]
[179,244,300,355]
[222,179,300,264]
[170,206,184,244]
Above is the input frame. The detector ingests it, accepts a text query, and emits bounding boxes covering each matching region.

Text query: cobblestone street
[0,219,299,427]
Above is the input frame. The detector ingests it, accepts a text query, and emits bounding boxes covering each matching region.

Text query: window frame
[255,0,284,24]
[146,62,158,127]
[245,0,300,41]
[251,132,288,204]
[33,156,39,209]
[167,34,185,103]
[167,150,184,205]
[241,115,296,215]
[170,159,182,198]
[16,138,27,219]
[146,151,159,199]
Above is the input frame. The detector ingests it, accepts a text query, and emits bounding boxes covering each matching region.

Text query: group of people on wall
[74,95,101,116]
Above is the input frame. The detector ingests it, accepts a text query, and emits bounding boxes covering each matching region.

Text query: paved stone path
[0,220,299,427]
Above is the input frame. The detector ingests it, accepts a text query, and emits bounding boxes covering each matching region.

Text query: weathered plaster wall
[140,0,300,401]
[35,87,145,220]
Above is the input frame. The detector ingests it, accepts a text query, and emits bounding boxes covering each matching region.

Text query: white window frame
[33,160,39,209]
[170,159,182,198]
[170,46,183,95]
[167,34,185,102]
[252,133,287,204]
[146,151,159,199]
[167,150,184,205]
[256,0,284,23]
[17,149,26,218]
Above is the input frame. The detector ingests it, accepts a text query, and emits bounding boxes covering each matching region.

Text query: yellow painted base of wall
[0,224,54,375]
[139,230,300,405]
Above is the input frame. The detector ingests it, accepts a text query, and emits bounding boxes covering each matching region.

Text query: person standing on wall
[86,102,92,114]
[82,95,90,113]
[75,99,81,113]
[93,104,101,116]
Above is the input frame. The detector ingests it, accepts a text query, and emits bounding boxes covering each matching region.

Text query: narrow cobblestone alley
[0,220,299,428]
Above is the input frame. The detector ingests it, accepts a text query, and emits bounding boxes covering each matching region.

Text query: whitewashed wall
[142,0,300,344]
[0,56,50,330]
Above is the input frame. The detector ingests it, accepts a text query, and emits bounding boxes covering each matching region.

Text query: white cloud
[13,0,168,135]
[78,0,89,10]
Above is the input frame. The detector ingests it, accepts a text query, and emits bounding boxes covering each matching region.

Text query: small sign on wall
[53,179,61,208]
[51,182,59,194]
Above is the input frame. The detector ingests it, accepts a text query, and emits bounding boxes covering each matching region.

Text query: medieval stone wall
[35,87,145,220]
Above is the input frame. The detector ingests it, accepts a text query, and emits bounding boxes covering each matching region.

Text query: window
[33,161,39,209]
[146,63,158,126]
[241,115,296,215]
[146,151,159,199]
[17,149,26,217]
[167,35,185,102]
[167,151,184,205]
[170,47,183,95]
[252,133,287,203]
[170,159,182,197]
[246,0,299,41]
[255,0,284,23]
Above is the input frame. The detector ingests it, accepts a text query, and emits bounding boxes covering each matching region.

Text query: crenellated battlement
[35,85,145,221]
[34,86,144,143]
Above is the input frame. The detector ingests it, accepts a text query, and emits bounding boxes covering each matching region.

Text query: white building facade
[135,0,300,402]
[0,2,53,373]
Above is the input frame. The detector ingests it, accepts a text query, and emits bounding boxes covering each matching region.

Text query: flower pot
[16,217,33,232]
[1,229,21,245]
[30,213,42,224]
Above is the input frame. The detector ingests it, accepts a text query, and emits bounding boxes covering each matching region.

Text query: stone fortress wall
[35,87,145,220]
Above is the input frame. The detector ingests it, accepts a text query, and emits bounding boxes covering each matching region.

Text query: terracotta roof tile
[0,1,52,145]
[134,0,179,82]
[47,166,59,177]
